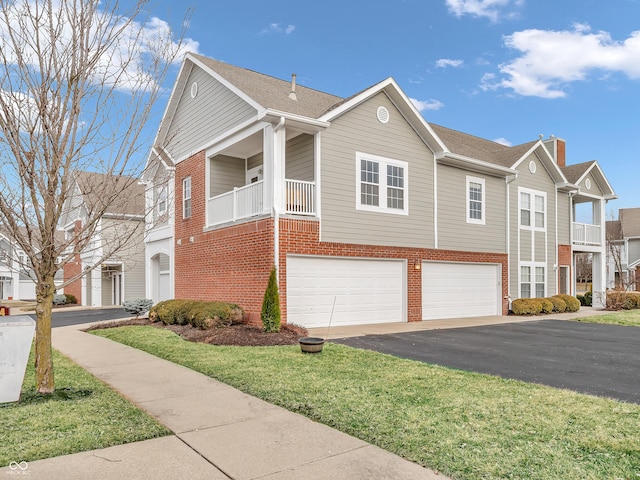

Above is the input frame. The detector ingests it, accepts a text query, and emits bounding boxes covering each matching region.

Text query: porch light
[414,262,421,270]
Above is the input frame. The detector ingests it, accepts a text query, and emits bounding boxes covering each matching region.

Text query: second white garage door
[287,256,405,328]
[422,262,501,320]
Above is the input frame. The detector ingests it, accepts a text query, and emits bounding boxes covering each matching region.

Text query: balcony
[573,222,601,246]
[207,179,315,227]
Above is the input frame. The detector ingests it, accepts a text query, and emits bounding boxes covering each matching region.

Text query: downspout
[505,174,518,310]
[273,117,285,285]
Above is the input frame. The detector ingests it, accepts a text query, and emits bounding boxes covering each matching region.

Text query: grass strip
[93,326,640,480]
[0,347,170,466]
[571,309,640,327]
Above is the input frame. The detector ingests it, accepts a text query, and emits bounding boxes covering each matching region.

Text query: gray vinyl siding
[320,92,434,248]
[0,238,9,266]
[628,239,640,265]
[509,153,558,298]
[248,152,263,170]
[210,155,244,197]
[100,218,146,304]
[557,192,571,244]
[579,172,603,197]
[167,66,257,162]
[286,134,314,181]
[437,165,506,253]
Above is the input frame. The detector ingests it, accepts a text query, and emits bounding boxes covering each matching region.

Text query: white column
[592,199,607,308]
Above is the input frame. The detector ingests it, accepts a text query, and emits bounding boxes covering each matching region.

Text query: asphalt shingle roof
[620,208,640,238]
[75,171,145,217]
[191,54,343,119]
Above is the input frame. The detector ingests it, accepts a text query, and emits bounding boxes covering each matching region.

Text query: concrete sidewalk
[2,324,446,480]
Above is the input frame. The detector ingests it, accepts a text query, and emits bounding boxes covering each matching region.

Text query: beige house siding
[210,155,245,197]
[509,153,559,298]
[628,239,640,265]
[286,134,314,182]
[557,192,571,244]
[101,218,146,304]
[248,152,263,170]
[578,172,604,197]
[437,165,507,253]
[167,66,257,162]
[320,92,434,248]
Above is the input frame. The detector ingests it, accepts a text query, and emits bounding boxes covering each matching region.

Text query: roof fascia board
[188,53,266,116]
[436,152,517,177]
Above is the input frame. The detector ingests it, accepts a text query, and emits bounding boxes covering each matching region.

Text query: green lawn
[93,326,640,480]
[0,348,170,467]
[572,309,640,327]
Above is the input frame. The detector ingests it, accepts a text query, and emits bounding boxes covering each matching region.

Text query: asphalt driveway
[333,319,640,404]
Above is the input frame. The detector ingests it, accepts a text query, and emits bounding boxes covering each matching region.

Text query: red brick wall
[63,220,83,303]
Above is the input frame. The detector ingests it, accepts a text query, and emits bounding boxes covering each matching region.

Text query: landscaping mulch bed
[87,317,308,347]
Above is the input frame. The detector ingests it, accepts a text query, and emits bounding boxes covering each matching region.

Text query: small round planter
[299,337,325,354]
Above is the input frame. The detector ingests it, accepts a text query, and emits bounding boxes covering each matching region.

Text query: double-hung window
[356,153,408,215]
[158,186,167,216]
[466,176,485,224]
[520,264,545,298]
[520,189,545,230]
[183,177,192,219]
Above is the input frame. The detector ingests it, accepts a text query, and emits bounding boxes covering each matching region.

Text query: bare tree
[575,252,592,289]
[606,218,634,291]
[0,0,194,394]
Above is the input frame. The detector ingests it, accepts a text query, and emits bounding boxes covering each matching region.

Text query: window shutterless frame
[182,177,192,219]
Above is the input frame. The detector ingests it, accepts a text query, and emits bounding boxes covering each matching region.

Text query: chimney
[556,138,566,167]
[288,73,297,101]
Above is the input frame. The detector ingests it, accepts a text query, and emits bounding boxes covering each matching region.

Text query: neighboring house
[61,171,146,307]
[606,208,640,291]
[0,227,64,301]
[144,53,616,327]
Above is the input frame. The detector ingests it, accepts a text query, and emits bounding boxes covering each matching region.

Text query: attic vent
[376,106,390,124]
[585,178,592,190]
[190,82,198,98]
[528,160,537,174]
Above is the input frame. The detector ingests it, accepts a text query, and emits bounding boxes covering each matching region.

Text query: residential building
[61,171,146,307]
[606,207,640,291]
[144,53,616,327]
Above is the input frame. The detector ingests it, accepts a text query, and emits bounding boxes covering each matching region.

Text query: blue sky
[146,0,640,219]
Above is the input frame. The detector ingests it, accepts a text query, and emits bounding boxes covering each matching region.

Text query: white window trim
[519,187,546,231]
[519,262,546,298]
[466,175,485,225]
[355,152,408,215]
[182,177,192,219]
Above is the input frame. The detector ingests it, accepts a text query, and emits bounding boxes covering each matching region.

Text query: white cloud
[493,137,512,146]
[482,24,640,98]
[435,58,464,68]
[410,98,445,112]
[445,0,524,22]
[261,23,296,35]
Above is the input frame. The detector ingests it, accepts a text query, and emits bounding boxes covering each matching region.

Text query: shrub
[583,291,592,307]
[548,296,567,313]
[64,293,77,304]
[148,299,244,329]
[261,267,281,333]
[534,298,554,314]
[123,298,154,319]
[607,291,640,310]
[555,294,580,312]
[53,293,67,305]
[511,298,542,315]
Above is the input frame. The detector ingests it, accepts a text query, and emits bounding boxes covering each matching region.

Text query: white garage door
[287,256,405,328]
[422,262,500,320]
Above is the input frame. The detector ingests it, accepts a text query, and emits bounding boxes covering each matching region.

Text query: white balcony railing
[207,179,316,227]
[208,181,265,226]
[573,222,601,246]
[285,179,315,215]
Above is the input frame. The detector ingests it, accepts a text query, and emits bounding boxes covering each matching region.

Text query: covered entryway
[151,253,171,303]
[287,256,405,328]
[422,262,501,320]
